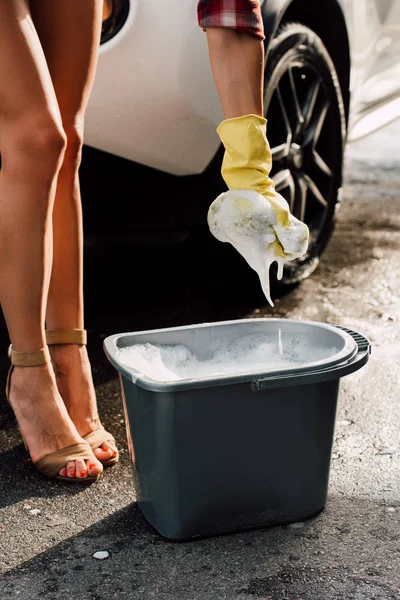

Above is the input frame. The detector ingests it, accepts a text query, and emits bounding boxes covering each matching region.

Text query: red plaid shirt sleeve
[197,0,265,40]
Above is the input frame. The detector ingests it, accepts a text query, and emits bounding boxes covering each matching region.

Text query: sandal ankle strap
[46,328,87,345]
[9,346,51,367]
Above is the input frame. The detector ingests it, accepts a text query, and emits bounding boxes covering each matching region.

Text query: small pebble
[386,507,396,513]
[338,419,352,426]
[288,522,304,529]
[371,249,384,260]
[93,551,109,560]
[29,509,41,516]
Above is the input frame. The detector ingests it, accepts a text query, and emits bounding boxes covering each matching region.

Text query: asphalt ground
[0,119,399,600]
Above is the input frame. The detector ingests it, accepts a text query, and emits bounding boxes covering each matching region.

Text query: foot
[48,343,119,464]
[8,363,103,479]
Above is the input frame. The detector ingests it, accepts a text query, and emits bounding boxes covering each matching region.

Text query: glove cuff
[217,114,272,196]
[216,114,267,138]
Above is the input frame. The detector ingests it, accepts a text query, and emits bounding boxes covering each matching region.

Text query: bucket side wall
[120,375,341,540]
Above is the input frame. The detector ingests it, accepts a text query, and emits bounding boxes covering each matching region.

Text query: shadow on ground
[0,495,398,600]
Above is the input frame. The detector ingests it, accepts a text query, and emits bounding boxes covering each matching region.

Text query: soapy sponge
[208,188,308,305]
[208,114,310,305]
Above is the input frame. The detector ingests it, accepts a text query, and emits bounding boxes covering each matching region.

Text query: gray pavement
[0,119,399,599]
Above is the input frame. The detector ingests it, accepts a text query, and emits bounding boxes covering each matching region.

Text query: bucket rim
[103,318,364,391]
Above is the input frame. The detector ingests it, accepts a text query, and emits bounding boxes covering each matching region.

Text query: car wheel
[264,22,347,287]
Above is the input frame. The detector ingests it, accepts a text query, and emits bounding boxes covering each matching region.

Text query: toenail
[80,471,87,477]
[89,463,96,469]
[113,450,118,456]
[71,471,76,477]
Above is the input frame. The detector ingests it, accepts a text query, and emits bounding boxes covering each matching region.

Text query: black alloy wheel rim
[265,60,338,260]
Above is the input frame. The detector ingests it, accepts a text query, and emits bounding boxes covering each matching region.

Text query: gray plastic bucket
[104,318,370,541]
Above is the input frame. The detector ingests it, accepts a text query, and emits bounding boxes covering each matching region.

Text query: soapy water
[118,331,340,382]
[207,189,309,306]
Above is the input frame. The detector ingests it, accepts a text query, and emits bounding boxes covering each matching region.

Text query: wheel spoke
[312,150,333,178]
[273,169,295,209]
[303,99,330,149]
[276,83,293,144]
[303,174,328,208]
[293,176,308,223]
[303,78,322,129]
[312,100,330,149]
[271,143,289,161]
[272,168,293,191]
[288,67,304,136]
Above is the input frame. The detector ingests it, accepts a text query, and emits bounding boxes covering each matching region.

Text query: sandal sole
[54,474,100,484]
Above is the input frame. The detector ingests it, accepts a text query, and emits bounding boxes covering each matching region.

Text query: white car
[80,0,400,287]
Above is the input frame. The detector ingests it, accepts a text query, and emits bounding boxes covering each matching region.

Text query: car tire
[263,22,347,287]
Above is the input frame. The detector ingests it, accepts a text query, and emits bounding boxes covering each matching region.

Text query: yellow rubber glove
[217,114,290,225]
[207,114,310,305]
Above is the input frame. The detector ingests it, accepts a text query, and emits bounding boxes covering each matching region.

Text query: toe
[75,458,87,479]
[103,441,118,458]
[87,457,103,477]
[67,461,76,478]
[59,467,68,477]
[94,445,113,461]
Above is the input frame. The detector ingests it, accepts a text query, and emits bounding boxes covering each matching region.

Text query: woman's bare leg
[204,28,265,118]
[30,0,117,465]
[0,0,102,478]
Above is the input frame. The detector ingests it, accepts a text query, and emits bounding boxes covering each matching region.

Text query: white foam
[207,189,309,306]
[117,332,340,382]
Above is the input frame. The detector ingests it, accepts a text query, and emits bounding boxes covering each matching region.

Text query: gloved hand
[207,114,310,305]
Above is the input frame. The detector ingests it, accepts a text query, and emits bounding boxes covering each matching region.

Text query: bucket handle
[251,326,371,392]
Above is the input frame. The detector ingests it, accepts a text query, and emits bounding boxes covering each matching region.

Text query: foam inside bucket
[115,319,358,386]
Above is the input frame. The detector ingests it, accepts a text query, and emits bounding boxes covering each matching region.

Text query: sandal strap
[35,442,95,477]
[9,346,50,367]
[46,329,87,345]
[84,430,116,450]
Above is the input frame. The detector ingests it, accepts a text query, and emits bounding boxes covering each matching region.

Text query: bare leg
[0,0,102,478]
[30,0,117,465]
[203,25,310,306]
[204,28,265,118]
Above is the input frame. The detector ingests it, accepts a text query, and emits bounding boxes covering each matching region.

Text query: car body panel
[84,0,400,174]
[340,0,400,139]
[84,0,223,175]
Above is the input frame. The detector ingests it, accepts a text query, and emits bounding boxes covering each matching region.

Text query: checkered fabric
[197,0,265,40]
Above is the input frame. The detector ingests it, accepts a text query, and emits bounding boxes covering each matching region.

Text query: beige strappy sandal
[6,345,100,483]
[46,329,119,468]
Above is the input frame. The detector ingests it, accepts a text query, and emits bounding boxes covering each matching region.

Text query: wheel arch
[261,0,351,129]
